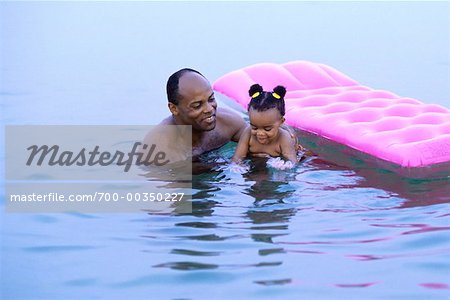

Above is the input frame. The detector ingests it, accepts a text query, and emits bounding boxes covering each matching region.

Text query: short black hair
[248,84,287,116]
[166,68,204,105]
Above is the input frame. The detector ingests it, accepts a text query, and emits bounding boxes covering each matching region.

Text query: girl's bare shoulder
[279,126,296,142]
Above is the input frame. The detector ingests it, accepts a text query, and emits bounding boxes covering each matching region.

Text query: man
[142,68,246,162]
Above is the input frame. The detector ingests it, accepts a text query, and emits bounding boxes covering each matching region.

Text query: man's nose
[204,102,214,114]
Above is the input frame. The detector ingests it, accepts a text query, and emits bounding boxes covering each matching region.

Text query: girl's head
[248,84,287,116]
[247,84,287,145]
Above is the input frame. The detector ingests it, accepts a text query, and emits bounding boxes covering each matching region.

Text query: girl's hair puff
[247,84,286,116]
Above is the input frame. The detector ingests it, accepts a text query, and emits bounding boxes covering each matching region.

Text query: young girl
[232,84,302,168]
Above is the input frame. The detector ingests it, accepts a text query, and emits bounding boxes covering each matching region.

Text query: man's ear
[281,116,285,124]
[168,102,179,116]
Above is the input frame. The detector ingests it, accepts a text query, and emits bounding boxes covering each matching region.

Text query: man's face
[173,72,217,131]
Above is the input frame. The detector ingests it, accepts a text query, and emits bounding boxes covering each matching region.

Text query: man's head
[167,68,204,105]
[166,68,217,131]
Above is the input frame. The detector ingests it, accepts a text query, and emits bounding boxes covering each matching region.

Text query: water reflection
[170,249,221,257]
[153,260,283,271]
[141,144,450,226]
[133,150,449,300]
[197,143,450,210]
[304,157,450,208]
[141,144,449,286]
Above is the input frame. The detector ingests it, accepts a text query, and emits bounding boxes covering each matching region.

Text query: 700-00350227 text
[9,192,185,203]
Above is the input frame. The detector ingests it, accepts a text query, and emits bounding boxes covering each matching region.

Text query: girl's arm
[231,126,251,163]
[280,131,298,164]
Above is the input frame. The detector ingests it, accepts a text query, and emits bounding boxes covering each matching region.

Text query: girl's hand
[222,161,250,174]
[266,157,295,170]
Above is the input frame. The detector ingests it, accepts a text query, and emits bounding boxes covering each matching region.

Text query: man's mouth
[203,115,216,124]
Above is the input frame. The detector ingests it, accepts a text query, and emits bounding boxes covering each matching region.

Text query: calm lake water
[1,2,450,299]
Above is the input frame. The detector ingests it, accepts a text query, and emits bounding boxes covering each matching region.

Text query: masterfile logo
[5,125,193,213]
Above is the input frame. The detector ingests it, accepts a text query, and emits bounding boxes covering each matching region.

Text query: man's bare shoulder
[216,107,246,141]
[216,107,244,123]
[141,121,192,163]
[159,116,176,125]
[143,116,177,146]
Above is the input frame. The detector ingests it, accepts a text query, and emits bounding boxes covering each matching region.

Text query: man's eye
[208,98,216,102]
[264,128,272,131]
[251,127,257,130]
[192,103,202,109]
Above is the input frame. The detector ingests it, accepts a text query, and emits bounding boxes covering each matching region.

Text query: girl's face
[248,107,284,145]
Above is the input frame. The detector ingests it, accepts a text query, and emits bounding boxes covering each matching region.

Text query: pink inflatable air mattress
[213,61,450,178]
